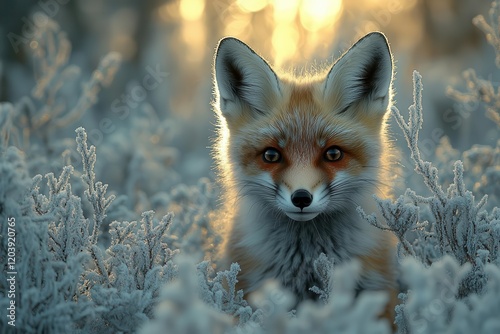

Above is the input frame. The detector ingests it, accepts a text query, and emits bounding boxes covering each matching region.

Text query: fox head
[213,33,394,222]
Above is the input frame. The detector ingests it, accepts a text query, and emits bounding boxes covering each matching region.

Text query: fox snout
[260,159,334,221]
[290,189,313,209]
[277,177,327,221]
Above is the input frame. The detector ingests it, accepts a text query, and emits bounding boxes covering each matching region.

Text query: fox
[212,32,398,320]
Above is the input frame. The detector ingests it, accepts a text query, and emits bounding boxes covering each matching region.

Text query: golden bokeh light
[273,0,300,22]
[223,11,253,38]
[162,0,423,70]
[180,0,205,21]
[181,20,206,62]
[237,0,269,13]
[159,0,351,67]
[153,0,424,131]
[272,22,299,66]
[299,0,342,32]
[158,1,180,21]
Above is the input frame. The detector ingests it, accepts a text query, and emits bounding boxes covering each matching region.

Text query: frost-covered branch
[446,0,500,127]
[361,70,498,303]
[447,69,500,128]
[473,0,500,68]
[75,127,115,245]
[55,52,121,128]
[1,14,122,156]
[0,103,14,150]
[392,71,447,205]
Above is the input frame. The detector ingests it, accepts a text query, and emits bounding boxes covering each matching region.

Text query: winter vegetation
[1,0,499,333]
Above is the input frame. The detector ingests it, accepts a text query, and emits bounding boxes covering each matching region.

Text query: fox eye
[263,148,282,163]
[324,146,343,162]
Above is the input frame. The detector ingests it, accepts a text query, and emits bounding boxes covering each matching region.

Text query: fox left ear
[324,32,393,116]
[214,37,282,121]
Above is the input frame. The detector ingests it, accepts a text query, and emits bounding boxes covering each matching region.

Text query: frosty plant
[73,127,179,332]
[447,0,500,128]
[75,127,115,286]
[3,14,121,152]
[444,0,500,212]
[474,0,500,69]
[359,71,499,299]
[75,127,115,246]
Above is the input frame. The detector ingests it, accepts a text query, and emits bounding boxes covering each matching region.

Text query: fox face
[213,33,394,223]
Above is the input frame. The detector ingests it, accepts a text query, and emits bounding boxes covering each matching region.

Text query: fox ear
[214,37,281,119]
[324,32,393,116]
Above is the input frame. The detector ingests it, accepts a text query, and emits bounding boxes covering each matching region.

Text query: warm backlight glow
[155,0,421,123]
[179,0,205,21]
[162,0,417,68]
[161,0,348,66]
[181,20,206,62]
[272,23,299,66]
[271,0,342,65]
[273,0,300,21]
[300,0,342,32]
[237,0,269,13]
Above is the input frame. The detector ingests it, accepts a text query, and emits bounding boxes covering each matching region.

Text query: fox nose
[291,189,313,209]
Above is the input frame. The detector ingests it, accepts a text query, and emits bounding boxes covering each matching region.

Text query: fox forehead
[227,81,383,178]
[256,112,365,150]
[236,84,374,150]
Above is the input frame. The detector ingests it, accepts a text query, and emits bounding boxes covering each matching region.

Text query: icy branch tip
[101,52,122,65]
[75,127,93,151]
[75,127,86,140]
[412,70,422,83]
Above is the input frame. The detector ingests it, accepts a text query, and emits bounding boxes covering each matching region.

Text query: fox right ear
[214,37,281,120]
[323,32,393,117]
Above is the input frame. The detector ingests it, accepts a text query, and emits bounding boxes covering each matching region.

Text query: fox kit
[212,32,398,316]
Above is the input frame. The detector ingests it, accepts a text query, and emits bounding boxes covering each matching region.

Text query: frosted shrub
[452,0,500,127]
[358,71,499,331]
[361,72,497,269]
[445,0,500,210]
[0,127,178,333]
[356,6,500,331]
[0,147,93,332]
[139,256,234,334]
[3,15,121,166]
